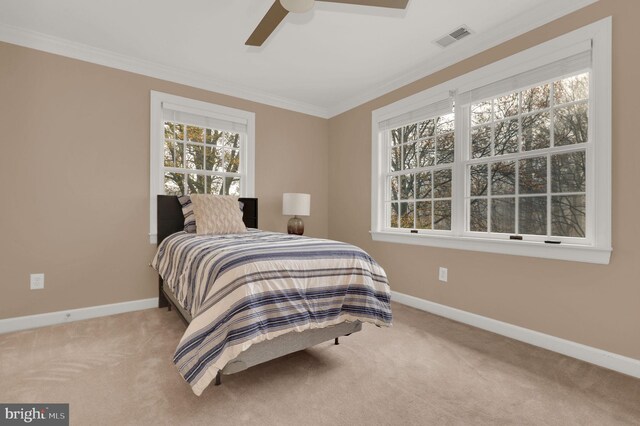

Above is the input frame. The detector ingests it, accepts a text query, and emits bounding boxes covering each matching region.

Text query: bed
[152,195,392,396]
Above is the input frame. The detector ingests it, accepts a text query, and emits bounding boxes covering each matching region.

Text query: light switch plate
[30,273,45,290]
[438,267,448,282]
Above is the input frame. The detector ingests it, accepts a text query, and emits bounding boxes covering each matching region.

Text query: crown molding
[326,0,599,117]
[0,0,597,120]
[0,23,331,119]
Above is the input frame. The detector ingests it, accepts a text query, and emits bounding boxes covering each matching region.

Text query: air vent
[434,25,472,48]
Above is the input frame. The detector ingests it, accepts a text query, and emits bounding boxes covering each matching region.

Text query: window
[386,111,455,232]
[464,72,589,241]
[371,19,611,264]
[162,114,244,196]
[149,91,255,243]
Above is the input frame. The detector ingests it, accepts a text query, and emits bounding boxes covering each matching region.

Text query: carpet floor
[0,302,639,425]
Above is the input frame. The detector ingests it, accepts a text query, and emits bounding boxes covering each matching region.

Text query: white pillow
[190,194,247,235]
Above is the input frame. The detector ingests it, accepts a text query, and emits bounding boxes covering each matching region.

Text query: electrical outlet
[30,273,45,290]
[438,267,448,283]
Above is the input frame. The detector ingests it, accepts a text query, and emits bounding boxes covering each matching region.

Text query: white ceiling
[0,0,596,117]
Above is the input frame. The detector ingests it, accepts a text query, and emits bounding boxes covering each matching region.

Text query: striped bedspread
[151,230,392,395]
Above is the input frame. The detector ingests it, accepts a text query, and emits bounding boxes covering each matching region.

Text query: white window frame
[371,18,611,264]
[149,91,255,243]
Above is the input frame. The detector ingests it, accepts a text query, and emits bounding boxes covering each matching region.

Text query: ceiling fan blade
[246,1,289,46]
[317,0,409,8]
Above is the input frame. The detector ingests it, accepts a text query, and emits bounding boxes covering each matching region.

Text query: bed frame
[156,195,362,386]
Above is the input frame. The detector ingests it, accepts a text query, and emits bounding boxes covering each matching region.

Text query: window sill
[370,231,611,264]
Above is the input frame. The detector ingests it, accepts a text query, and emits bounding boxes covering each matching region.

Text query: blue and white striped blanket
[151,230,392,395]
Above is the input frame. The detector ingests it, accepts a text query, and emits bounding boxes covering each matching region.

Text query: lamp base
[287,216,304,235]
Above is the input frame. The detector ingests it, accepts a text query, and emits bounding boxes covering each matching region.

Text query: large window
[465,72,589,241]
[162,120,243,196]
[371,19,611,264]
[387,111,455,231]
[149,91,255,243]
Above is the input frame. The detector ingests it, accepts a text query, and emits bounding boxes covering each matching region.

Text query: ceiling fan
[246,0,409,46]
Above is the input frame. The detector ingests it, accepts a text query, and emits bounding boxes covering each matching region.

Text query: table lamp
[283,193,310,235]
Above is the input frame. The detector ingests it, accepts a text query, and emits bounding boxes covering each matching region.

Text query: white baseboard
[0,298,158,334]
[391,290,640,379]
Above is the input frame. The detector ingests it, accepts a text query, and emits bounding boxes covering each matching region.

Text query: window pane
[469,199,487,232]
[437,113,455,133]
[552,195,585,237]
[419,119,436,138]
[164,122,175,139]
[491,161,516,195]
[554,102,588,146]
[185,144,204,170]
[494,119,519,155]
[164,172,183,195]
[206,128,221,145]
[471,101,492,126]
[390,146,401,172]
[521,84,550,113]
[186,125,204,143]
[522,112,550,150]
[403,123,418,142]
[174,124,184,140]
[208,175,223,195]
[224,149,240,173]
[391,128,402,146]
[175,143,184,168]
[491,198,515,233]
[418,138,435,167]
[164,141,176,167]
[390,176,399,200]
[390,203,399,228]
[554,73,589,104]
[494,93,519,120]
[470,164,488,196]
[433,200,451,230]
[187,174,205,194]
[403,142,417,170]
[400,174,414,199]
[226,177,241,196]
[416,201,432,229]
[519,196,547,235]
[436,133,454,164]
[400,202,414,228]
[519,157,547,194]
[205,146,223,171]
[207,129,241,148]
[551,151,586,193]
[471,125,492,159]
[220,132,241,148]
[433,169,452,198]
[415,171,432,199]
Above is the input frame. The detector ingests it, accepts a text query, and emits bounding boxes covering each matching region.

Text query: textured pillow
[178,195,196,233]
[190,194,247,235]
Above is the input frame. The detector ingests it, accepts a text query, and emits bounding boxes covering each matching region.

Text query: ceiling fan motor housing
[280,0,315,13]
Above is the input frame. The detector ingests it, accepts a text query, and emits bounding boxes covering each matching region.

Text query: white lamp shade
[283,193,310,216]
[280,0,314,13]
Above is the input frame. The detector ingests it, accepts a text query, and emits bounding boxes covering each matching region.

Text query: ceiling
[0,0,596,117]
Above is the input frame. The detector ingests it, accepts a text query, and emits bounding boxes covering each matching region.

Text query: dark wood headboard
[156,195,258,245]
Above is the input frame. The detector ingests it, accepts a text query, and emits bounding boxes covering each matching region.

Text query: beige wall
[329,0,640,360]
[0,42,329,319]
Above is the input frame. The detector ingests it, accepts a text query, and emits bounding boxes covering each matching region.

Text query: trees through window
[163,122,242,196]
